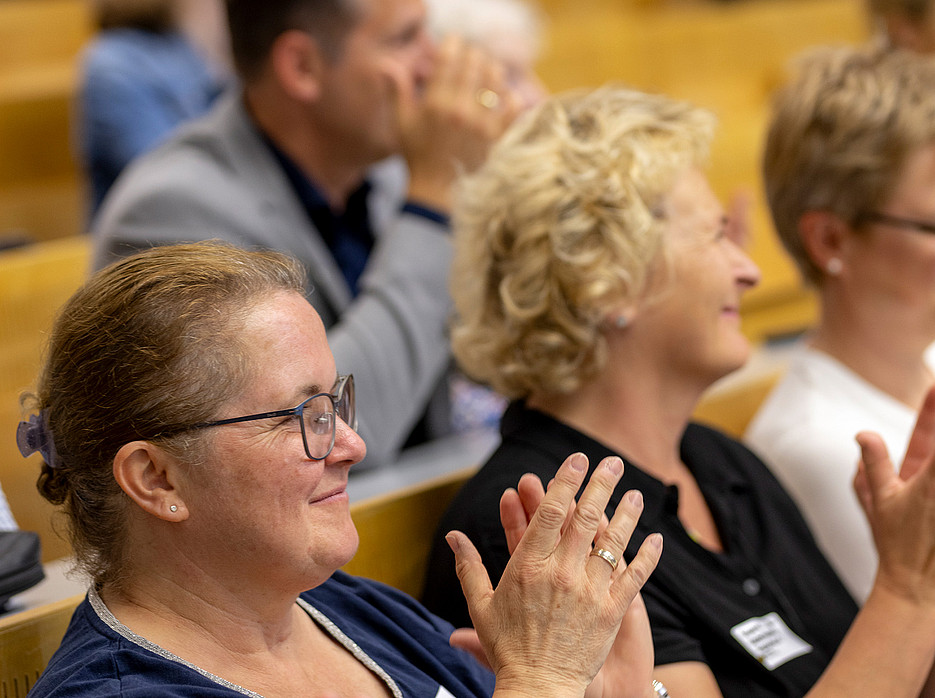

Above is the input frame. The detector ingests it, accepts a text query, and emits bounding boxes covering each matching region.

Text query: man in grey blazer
[92,0,519,468]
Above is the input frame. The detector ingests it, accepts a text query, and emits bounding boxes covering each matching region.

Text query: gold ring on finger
[590,547,619,571]
[476,88,500,110]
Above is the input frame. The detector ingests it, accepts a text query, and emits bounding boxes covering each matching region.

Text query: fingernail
[627,489,643,507]
[648,532,663,550]
[445,532,462,554]
[567,453,587,472]
[602,456,623,476]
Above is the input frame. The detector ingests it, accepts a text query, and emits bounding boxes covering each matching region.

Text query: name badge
[730,612,813,670]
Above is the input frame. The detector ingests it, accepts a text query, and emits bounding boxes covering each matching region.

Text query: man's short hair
[226,0,361,82]
[92,0,174,32]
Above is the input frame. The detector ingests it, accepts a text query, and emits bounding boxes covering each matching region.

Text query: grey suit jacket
[92,92,452,468]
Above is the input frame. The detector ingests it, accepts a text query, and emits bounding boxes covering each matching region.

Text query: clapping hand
[855,384,935,606]
[447,453,662,698]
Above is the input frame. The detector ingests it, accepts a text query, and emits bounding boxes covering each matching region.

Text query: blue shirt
[30,571,495,697]
[79,29,227,216]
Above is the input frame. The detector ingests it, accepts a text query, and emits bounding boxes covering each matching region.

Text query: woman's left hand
[499,470,656,698]
[447,453,662,698]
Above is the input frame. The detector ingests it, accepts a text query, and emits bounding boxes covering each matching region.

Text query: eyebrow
[290,374,338,405]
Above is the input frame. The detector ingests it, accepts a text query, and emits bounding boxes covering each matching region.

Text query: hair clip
[16,411,61,469]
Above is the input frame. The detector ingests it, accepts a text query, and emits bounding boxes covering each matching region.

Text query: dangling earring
[826,258,843,276]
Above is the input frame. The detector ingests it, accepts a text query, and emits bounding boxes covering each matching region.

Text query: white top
[745,344,928,602]
[0,482,17,531]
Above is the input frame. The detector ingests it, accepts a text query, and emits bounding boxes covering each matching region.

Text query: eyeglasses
[190,374,356,460]
[855,211,935,236]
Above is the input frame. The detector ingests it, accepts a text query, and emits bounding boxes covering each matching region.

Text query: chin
[709,343,752,384]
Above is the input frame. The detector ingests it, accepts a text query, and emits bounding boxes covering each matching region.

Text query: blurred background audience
[747,44,935,602]
[426,0,547,110]
[76,0,231,217]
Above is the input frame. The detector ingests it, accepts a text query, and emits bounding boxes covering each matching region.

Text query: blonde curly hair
[451,85,715,399]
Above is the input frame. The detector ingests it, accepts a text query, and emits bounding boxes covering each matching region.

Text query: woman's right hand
[446,453,663,698]
[855,384,935,606]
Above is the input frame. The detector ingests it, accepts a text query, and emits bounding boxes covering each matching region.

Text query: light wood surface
[0,593,83,697]
[0,236,91,562]
[342,467,476,597]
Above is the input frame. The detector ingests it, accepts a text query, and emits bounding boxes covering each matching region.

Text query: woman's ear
[268,29,326,102]
[113,441,188,522]
[798,210,850,277]
[602,301,641,332]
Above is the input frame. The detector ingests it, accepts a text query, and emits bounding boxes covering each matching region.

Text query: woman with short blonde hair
[423,84,935,698]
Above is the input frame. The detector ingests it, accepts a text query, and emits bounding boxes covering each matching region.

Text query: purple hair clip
[16,411,61,469]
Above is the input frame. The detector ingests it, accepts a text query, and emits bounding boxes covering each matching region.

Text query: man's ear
[798,210,851,275]
[113,441,188,521]
[268,29,327,103]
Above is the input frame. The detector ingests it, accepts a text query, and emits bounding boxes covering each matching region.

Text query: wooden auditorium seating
[0,0,94,243]
[0,236,91,562]
[342,466,476,597]
[692,367,784,438]
[0,594,83,698]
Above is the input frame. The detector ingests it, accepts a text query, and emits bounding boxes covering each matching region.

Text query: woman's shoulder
[31,597,249,697]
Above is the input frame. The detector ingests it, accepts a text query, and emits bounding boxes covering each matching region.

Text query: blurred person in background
[747,45,935,602]
[77,0,231,216]
[92,0,524,469]
[424,0,548,433]
[868,0,935,51]
[425,0,547,110]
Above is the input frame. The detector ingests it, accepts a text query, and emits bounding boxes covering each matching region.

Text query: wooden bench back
[692,368,784,439]
[342,467,476,597]
[0,593,83,697]
[0,236,91,561]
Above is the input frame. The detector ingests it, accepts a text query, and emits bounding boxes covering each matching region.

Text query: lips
[309,485,348,504]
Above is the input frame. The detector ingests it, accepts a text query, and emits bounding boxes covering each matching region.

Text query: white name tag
[730,612,813,670]
[435,688,456,698]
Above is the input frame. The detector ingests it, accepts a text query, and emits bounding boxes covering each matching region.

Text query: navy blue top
[31,571,495,697]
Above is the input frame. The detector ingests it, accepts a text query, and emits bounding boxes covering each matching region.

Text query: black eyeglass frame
[189,374,356,461]
[855,211,935,236]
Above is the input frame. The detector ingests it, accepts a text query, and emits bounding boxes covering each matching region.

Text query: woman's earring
[826,258,843,276]
[613,315,629,329]
[169,505,178,513]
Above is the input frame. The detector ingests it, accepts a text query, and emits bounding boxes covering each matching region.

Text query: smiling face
[635,168,761,389]
[180,291,366,593]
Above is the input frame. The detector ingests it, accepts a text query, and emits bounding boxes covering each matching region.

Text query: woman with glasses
[747,44,935,603]
[18,241,662,698]
[421,84,935,697]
